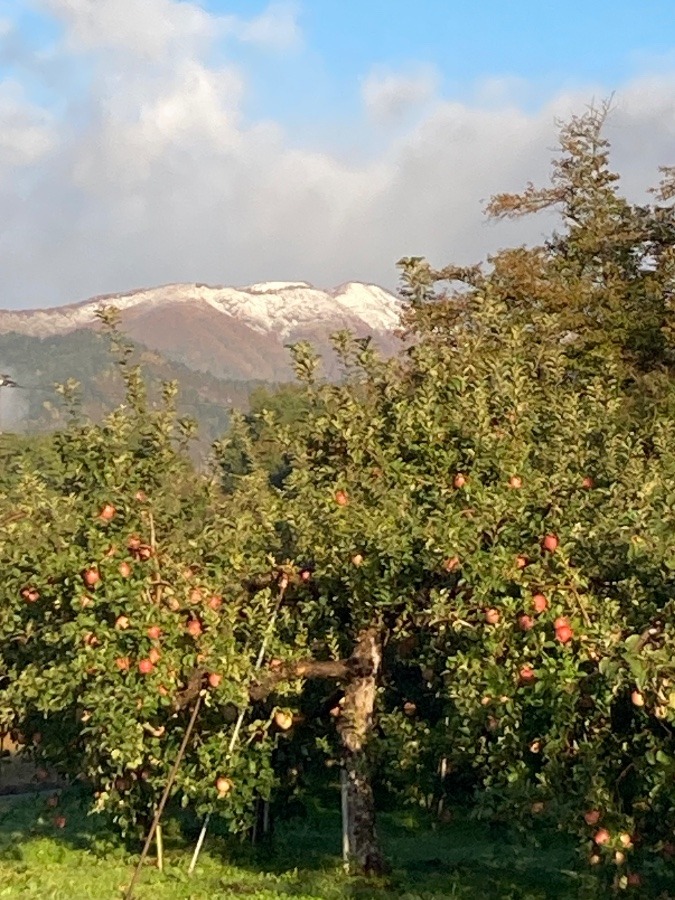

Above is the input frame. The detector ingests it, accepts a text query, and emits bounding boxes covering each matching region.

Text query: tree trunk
[337,628,387,876]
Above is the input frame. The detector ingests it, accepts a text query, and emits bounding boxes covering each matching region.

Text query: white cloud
[0,2,674,310]
[362,65,439,125]
[222,1,302,51]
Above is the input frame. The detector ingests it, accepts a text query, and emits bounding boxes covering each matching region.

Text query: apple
[509,475,523,489]
[274,710,293,731]
[268,658,283,671]
[137,545,153,561]
[138,658,155,675]
[135,490,148,502]
[530,801,545,814]
[351,553,364,567]
[516,555,529,569]
[148,647,161,665]
[403,701,417,716]
[329,705,341,717]
[36,767,49,783]
[532,593,548,613]
[186,618,203,638]
[542,533,559,553]
[157,684,169,696]
[189,587,203,605]
[519,665,536,684]
[529,740,542,753]
[80,595,94,609]
[584,809,601,826]
[21,586,40,603]
[589,854,601,866]
[614,850,626,865]
[118,562,132,578]
[83,632,100,647]
[147,625,162,640]
[299,569,312,582]
[485,608,500,625]
[519,615,534,631]
[555,624,574,644]
[208,673,222,688]
[216,776,233,796]
[127,535,142,552]
[335,489,349,506]
[82,567,100,588]
[98,503,116,522]
[442,556,460,573]
[46,794,59,808]
[53,815,67,829]
[115,615,130,630]
[631,690,644,708]
[594,828,611,845]
[115,656,131,672]
[626,873,641,888]
[207,595,223,611]
[453,473,467,489]
[619,832,633,848]
[581,476,594,489]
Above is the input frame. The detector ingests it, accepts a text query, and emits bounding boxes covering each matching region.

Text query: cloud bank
[0,1,674,309]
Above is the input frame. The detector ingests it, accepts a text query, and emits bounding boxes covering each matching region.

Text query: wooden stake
[340,766,350,873]
[156,823,164,872]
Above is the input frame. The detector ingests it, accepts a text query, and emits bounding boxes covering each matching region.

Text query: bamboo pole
[340,766,350,873]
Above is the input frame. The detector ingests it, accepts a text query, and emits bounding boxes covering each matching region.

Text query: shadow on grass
[0,787,671,899]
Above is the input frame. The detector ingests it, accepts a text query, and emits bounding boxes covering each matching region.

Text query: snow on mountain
[0,281,403,339]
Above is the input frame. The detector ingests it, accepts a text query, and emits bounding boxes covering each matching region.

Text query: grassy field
[0,785,659,899]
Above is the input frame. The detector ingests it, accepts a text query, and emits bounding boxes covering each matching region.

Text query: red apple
[581,476,594,489]
[147,625,162,640]
[532,593,548,613]
[518,614,534,631]
[509,475,523,489]
[485,608,500,625]
[556,624,573,644]
[118,561,132,578]
[530,801,545,814]
[626,873,641,888]
[115,656,131,672]
[594,828,611,845]
[442,556,460,573]
[542,533,559,553]
[207,595,223,611]
[148,647,160,665]
[186,619,203,638]
[268,658,283,671]
[46,794,59,808]
[584,809,601,826]
[335,489,349,506]
[138,658,155,675]
[453,473,467,489]
[299,569,312,582]
[189,587,203,605]
[82,567,100,588]
[127,535,142,552]
[208,672,222,688]
[137,545,153,561]
[20,586,40,603]
[516,555,529,569]
[53,815,67,829]
[157,684,169,697]
[115,615,130,630]
[98,503,116,522]
[83,632,100,647]
[403,701,417,716]
[135,490,148,502]
[631,690,644,708]
[519,665,536,684]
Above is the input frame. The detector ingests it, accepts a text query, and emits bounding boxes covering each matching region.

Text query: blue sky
[0,1,674,307]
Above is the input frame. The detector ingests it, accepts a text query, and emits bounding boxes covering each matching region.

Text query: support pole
[124,695,202,899]
[340,766,350,873]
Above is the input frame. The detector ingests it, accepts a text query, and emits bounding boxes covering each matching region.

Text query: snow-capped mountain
[0,281,403,381]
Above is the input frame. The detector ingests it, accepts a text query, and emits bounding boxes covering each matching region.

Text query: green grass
[0,787,647,899]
